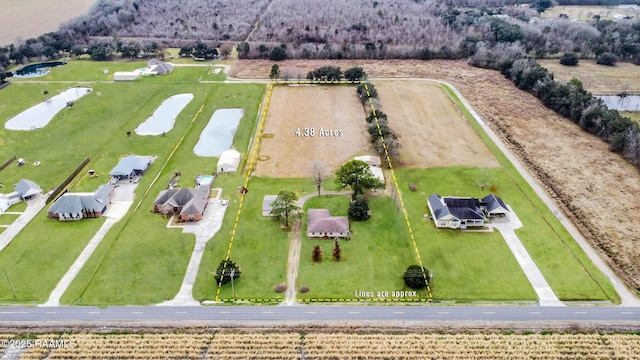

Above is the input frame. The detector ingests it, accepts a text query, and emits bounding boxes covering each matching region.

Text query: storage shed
[217,149,241,173]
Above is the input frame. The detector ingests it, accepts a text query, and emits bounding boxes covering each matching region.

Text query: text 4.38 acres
[295,127,344,137]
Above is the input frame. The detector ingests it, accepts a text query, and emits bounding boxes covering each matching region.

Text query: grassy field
[1,59,265,305]
[540,5,640,20]
[538,59,640,94]
[0,213,20,225]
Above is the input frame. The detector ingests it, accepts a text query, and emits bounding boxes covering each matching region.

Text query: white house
[217,149,241,173]
[113,71,140,81]
[427,193,509,229]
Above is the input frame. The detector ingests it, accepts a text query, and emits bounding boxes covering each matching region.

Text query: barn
[217,149,241,173]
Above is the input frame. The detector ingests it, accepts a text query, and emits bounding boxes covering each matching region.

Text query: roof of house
[13,179,42,198]
[482,194,509,213]
[109,155,150,176]
[147,59,174,74]
[217,149,240,167]
[262,195,277,213]
[354,155,381,167]
[428,194,485,221]
[48,184,114,215]
[307,209,350,234]
[154,185,210,216]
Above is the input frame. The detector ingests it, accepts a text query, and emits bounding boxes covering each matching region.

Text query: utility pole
[230,267,236,300]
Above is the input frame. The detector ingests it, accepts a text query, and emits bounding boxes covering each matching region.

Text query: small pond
[597,95,640,112]
[10,61,65,78]
[135,94,194,135]
[193,108,244,157]
[4,87,92,130]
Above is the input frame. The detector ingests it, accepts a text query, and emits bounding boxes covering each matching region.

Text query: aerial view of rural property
[0,0,640,358]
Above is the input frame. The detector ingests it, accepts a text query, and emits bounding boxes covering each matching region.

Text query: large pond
[597,95,640,112]
[193,108,244,157]
[10,61,65,78]
[4,87,92,130]
[135,94,194,135]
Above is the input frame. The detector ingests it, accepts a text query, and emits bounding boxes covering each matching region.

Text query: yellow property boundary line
[215,80,432,302]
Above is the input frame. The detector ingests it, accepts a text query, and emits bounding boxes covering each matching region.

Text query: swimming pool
[197,175,214,186]
[193,108,244,157]
[135,94,194,135]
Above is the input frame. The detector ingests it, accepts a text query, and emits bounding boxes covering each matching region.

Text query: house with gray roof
[13,179,42,200]
[262,195,278,216]
[153,185,210,222]
[307,209,350,239]
[109,155,152,180]
[147,58,174,75]
[47,184,115,221]
[427,193,509,229]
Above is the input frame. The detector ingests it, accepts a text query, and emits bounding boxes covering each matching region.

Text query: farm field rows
[2,331,638,360]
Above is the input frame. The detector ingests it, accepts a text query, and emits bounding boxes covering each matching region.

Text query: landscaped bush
[403,265,430,289]
[312,245,323,262]
[348,194,371,221]
[273,283,287,293]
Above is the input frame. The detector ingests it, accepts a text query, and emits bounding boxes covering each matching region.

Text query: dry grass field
[234,59,640,292]
[255,85,371,177]
[0,0,96,45]
[538,59,640,94]
[374,80,499,168]
[540,5,640,20]
[7,331,640,359]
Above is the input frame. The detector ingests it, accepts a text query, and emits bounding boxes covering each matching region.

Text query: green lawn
[1,59,266,305]
[441,84,618,302]
[7,202,27,212]
[297,195,431,301]
[0,214,20,225]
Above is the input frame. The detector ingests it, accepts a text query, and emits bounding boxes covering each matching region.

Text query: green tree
[269,64,280,81]
[269,46,287,61]
[215,259,241,285]
[348,194,371,221]
[336,160,384,198]
[403,265,429,289]
[270,190,301,227]
[596,52,618,66]
[560,52,579,66]
[344,66,365,81]
[236,41,250,59]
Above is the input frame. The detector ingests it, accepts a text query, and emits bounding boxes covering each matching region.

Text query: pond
[4,87,92,130]
[10,61,65,78]
[135,94,194,135]
[193,108,244,157]
[597,95,640,112]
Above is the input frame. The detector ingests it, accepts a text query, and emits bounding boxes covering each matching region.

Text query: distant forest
[0,0,639,166]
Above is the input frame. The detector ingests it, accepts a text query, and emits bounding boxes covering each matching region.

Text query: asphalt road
[0,305,638,325]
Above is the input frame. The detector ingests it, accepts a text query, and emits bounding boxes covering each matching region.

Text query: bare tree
[310,160,328,197]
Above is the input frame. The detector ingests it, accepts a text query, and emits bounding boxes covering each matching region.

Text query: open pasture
[374,80,499,168]
[255,85,371,178]
[538,59,640,94]
[540,5,640,21]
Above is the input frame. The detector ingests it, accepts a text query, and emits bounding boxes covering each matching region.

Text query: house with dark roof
[109,155,152,180]
[153,185,210,222]
[427,193,509,229]
[307,209,350,239]
[47,184,115,221]
[147,58,174,75]
[13,179,42,200]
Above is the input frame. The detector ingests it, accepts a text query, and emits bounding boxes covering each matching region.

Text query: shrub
[349,194,371,221]
[312,245,323,262]
[332,240,342,261]
[596,52,618,66]
[214,259,241,285]
[403,265,429,289]
[559,52,579,66]
[344,66,365,81]
[273,283,287,292]
[299,286,310,293]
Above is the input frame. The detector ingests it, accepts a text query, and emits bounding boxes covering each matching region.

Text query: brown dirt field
[0,0,96,45]
[256,85,371,178]
[235,59,640,293]
[538,59,640,94]
[373,81,499,168]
